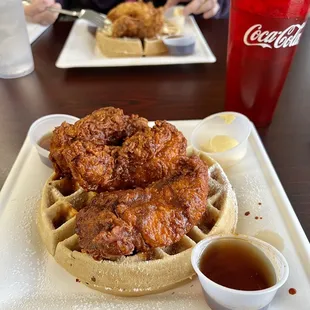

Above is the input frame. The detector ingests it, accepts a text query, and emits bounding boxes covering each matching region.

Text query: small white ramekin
[191,112,252,169]
[191,234,289,310]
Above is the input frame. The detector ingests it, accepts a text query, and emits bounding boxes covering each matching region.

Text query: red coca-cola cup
[225,0,310,127]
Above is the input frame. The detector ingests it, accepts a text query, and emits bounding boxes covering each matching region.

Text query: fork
[23,1,111,28]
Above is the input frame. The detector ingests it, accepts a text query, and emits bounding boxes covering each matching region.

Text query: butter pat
[174,7,184,16]
[219,114,236,124]
[201,135,239,153]
[191,112,251,168]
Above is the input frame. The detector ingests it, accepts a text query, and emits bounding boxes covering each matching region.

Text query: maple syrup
[38,132,52,151]
[199,239,276,291]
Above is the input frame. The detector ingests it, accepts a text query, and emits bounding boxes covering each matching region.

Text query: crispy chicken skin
[110,120,187,190]
[49,108,187,192]
[107,2,164,39]
[59,121,186,191]
[76,156,209,260]
[49,107,148,179]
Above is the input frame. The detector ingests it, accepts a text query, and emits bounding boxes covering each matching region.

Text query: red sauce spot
[245,211,250,216]
[289,288,297,295]
[255,216,259,220]
[258,202,262,205]
[76,278,80,283]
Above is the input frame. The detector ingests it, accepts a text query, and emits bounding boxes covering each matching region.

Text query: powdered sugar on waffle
[35,151,237,297]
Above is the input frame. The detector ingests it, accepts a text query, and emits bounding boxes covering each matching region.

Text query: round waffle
[38,149,238,296]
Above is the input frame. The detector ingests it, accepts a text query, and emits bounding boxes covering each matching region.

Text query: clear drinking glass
[0,0,34,79]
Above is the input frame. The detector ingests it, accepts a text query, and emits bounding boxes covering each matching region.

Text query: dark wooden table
[0,19,309,239]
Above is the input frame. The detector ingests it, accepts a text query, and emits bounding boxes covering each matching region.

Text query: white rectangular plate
[0,120,309,309]
[27,22,49,44]
[56,18,216,68]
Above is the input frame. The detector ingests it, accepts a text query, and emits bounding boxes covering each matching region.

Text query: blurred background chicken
[107,1,164,38]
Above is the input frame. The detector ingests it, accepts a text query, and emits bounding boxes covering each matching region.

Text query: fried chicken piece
[73,107,148,145]
[112,120,187,189]
[76,156,209,260]
[60,141,117,192]
[49,107,148,177]
[49,121,76,176]
[107,2,164,39]
[50,107,187,192]
[60,120,187,192]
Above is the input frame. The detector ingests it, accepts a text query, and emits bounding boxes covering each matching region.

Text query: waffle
[96,30,168,58]
[38,149,238,296]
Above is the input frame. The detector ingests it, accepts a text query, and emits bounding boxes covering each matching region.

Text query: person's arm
[23,0,61,25]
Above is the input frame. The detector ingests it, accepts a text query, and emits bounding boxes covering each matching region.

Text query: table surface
[0,19,309,239]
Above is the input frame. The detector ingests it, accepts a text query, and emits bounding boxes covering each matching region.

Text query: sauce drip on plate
[289,288,297,295]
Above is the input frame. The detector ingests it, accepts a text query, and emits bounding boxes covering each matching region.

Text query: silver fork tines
[23,1,110,29]
[48,7,110,28]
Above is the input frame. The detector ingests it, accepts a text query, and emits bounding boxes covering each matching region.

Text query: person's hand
[24,0,61,26]
[166,0,220,19]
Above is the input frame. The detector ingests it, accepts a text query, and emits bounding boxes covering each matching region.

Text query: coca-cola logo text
[243,23,306,49]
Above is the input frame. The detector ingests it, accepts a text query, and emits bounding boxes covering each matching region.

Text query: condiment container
[163,35,196,56]
[191,112,251,168]
[28,114,79,167]
[191,234,289,310]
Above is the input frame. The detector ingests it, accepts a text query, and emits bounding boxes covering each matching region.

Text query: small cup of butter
[164,5,186,34]
[191,112,251,168]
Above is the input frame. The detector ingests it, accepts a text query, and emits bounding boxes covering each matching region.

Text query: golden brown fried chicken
[49,107,148,177]
[60,141,117,191]
[76,156,209,260]
[49,121,76,176]
[60,121,187,191]
[107,2,164,39]
[50,108,187,192]
[73,107,148,145]
[112,120,187,190]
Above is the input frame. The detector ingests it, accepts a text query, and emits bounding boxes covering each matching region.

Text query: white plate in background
[27,22,49,44]
[56,17,216,68]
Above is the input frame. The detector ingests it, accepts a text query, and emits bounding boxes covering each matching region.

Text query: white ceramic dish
[55,17,216,68]
[0,120,309,309]
[27,22,49,44]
